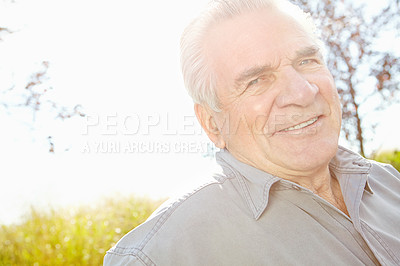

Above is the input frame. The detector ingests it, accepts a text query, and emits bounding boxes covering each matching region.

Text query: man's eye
[300,59,317,66]
[248,78,259,86]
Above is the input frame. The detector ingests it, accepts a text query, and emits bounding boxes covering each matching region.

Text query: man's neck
[291,170,349,217]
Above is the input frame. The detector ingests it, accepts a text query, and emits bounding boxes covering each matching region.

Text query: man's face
[204,9,342,176]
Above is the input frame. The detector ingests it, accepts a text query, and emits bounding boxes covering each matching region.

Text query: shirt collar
[216,149,280,220]
[330,146,373,193]
[329,146,373,221]
[329,146,371,173]
[216,145,372,220]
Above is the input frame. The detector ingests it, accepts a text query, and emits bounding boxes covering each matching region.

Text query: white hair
[180,0,320,112]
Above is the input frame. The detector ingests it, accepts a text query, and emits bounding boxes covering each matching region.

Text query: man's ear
[194,104,226,149]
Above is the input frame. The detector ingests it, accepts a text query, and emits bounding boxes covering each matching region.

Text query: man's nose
[275,67,319,108]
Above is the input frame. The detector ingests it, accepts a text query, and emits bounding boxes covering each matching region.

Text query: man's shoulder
[367,158,400,189]
[368,158,400,176]
[104,174,238,264]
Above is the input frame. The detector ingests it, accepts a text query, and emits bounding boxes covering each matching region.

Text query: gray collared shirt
[104,146,400,265]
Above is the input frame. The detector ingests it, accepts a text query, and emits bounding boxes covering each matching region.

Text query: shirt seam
[351,174,366,228]
[224,162,258,216]
[361,220,400,264]
[315,201,379,264]
[106,248,154,266]
[329,163,371,174]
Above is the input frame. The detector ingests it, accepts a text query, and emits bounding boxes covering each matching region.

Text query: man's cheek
[254,115,270,135]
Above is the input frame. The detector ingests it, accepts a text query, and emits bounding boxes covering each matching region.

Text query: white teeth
[282,117,318,132]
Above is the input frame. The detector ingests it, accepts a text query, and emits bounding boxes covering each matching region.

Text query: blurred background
[0,0,399,264]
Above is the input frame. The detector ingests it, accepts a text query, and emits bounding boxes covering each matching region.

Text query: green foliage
[0,196,165,266]
[372,150,400,172]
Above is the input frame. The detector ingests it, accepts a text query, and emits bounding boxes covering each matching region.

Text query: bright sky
[0,0,399,225]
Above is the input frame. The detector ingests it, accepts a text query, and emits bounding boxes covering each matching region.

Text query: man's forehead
[203,8,318,84]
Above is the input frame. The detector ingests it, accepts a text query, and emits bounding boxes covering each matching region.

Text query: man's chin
[277,141,338,170]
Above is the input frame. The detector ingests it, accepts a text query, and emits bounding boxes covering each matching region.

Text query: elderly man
[105,0,400,265]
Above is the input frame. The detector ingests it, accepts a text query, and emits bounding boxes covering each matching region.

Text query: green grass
[372,150,400,172]
[0,196,165,266]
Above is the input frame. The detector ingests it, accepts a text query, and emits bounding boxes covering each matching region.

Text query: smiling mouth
[280,117,318,132]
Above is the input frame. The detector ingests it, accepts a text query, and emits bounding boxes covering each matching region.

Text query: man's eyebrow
[234,64,274,88]
[294,45,322,59]
[233,46,321,88]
